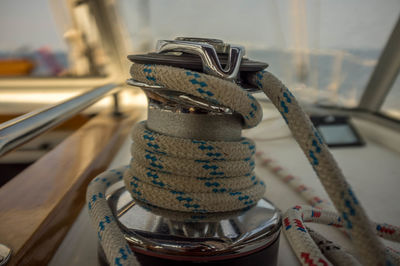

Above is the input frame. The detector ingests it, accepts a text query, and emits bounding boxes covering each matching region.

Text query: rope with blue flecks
[87,63,399,266]
[123,121,265,212]
[87,167,139,266]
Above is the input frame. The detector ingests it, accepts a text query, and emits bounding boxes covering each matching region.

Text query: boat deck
[49,102,400,265]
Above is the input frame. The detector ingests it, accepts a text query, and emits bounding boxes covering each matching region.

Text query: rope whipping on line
[87,63,399,266]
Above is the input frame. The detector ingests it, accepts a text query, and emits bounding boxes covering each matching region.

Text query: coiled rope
[124,121,265,212]
[87,63,399,266]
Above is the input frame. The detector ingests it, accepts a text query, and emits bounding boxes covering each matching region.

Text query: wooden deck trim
[0,109,143,265]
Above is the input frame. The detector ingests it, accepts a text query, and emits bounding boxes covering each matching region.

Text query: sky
[119,0,400,51]
[0,0,399,52]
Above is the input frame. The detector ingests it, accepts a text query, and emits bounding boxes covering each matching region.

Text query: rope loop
[130,63,263,128]
[86,63,399,266]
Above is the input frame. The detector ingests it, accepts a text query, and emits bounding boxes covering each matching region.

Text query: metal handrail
[0,83,120,157]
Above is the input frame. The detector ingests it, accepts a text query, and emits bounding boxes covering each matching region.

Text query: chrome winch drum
[99,37,282,265]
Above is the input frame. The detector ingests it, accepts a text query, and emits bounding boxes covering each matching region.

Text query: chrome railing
[0,83,120,157]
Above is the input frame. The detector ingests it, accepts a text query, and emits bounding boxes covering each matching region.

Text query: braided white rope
[306,226,361,266]
[87,167,139,266]
[256,152,400,265]
[87,63,399,265]
[124,121,265,213]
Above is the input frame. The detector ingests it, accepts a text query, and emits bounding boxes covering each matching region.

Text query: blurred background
[0,0,399,182]
[1,0,399,117]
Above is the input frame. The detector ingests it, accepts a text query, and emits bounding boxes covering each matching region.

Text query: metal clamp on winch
[129,37,267,81]
[98,38,282,265]
[157,37,244,80]
[127,37,269,140]
[127,37,268,116]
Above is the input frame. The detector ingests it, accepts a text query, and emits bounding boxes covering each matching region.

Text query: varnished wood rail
[0,108,143,265]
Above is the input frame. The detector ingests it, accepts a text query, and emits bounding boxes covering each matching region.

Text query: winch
[96,37,282,265]
[89,36,396,266]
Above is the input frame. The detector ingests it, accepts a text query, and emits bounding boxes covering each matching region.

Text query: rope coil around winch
[87,63,399,266]
[124,121,265,212]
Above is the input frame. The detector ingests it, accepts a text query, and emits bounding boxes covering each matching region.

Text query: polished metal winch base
[98,181,281,265]
[103,37,282,265]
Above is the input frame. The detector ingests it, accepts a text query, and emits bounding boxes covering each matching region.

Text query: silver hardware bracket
[127,78,233,114]
[174,37,231,54]
[127,37,267,115]
[127,37,268,88]
[157,38,245,80]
